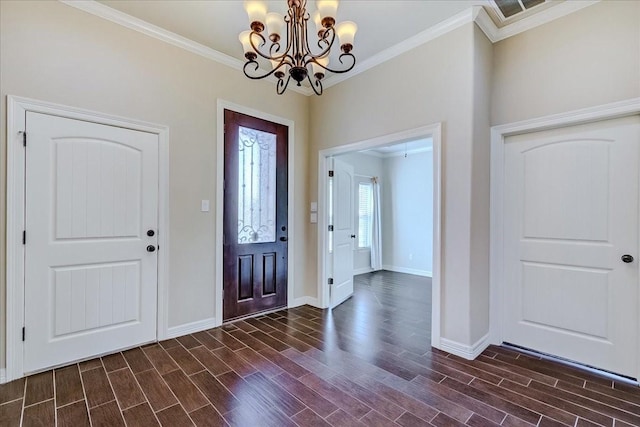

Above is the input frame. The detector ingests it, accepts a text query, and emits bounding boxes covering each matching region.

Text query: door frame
[489,97,640,380]
[4,95,170,383]
[317,123,442,348]
[215,100,295,326]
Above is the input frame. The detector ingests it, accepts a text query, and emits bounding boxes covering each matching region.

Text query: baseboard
[353,267,373,275]
[382,265,432,278]
[0,369,6,384]
[166,317,219,339]
[439,333,490,360]
[289,296,321,309]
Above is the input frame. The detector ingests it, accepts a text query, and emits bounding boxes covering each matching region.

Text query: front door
[223,110,288,321]
[503,115,640,378]
[24,112,159,373]
[330,158,355,308]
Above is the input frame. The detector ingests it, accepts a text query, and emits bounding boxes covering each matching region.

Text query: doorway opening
[317,123,442,348]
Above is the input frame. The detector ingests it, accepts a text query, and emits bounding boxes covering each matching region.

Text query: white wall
[0,0,310,370]
[382,150,433,276]
[334,152,384,273]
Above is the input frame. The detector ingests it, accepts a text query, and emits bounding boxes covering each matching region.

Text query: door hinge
[22,230,26,245]
[328,170,334,177]
[22,327,25,342]
[21,131,27,147]
[328,225,334,232]
[328,278,334,285]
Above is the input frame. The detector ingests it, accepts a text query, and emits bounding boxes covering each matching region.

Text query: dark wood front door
[223,110,288,321]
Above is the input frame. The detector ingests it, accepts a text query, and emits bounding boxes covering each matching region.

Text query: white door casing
[23,112,159,373]
[502,115,640,377]
[331,158,355,308]
[317,123,442,350]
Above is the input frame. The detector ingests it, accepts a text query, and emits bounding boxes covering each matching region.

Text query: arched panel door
[24,112,159,373]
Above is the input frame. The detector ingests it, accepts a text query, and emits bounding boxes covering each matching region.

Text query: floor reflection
[328,271,432,362]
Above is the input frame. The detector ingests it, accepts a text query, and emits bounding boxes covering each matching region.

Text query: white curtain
[370,177,383,271]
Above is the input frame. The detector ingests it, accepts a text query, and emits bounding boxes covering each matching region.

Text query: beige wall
[469,25,493,343]
[492,0,640,126]
[310,23,480,345]
[0,1,310,369]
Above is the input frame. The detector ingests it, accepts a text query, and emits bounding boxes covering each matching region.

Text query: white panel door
[331,158,355,308]
[503,116,640,377]
[24,112,159,373]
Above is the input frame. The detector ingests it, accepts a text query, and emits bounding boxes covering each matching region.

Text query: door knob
[350,234,356,239]
[279,236,288,242]
[147,230,155,237]
[147,245,156,253]
[621,254,634,263]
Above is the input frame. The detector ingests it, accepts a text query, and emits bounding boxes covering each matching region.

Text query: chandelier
[239,0,357,95]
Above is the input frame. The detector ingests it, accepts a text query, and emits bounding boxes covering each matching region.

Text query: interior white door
[24,112,159,373]
[503,115,640,377]
[331,158,355,308]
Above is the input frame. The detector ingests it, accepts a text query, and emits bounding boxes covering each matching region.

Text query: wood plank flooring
[1,270,639,426]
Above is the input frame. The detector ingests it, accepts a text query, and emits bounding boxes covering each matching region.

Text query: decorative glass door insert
[237,126,277,244]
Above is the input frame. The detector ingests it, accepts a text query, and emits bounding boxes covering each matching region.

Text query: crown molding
[58,0,313,96]
[58,0,599,97]
[473,6,501,43]
[322,7,476,90]
[475,1,600,43]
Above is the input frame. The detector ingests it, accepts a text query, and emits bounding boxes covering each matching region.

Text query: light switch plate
[201,200,210,212]
[310,202,318,212]
[310,212,318,223]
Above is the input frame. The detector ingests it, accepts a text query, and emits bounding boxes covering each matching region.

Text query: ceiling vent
[489,0,551,25]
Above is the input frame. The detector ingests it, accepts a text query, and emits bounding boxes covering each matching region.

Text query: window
[358,182,373,248]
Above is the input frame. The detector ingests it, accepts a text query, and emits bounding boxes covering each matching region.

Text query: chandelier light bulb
[238,30,256,60]
[266,12,284,43]
[335,20,357,53]
[270,59,286,78]
[312,10,325,38]
[311,56,329,79]
[244,0,267,32]
[317,0,338,28]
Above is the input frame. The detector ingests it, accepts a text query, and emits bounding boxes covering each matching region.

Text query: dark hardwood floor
[1,270,639,426]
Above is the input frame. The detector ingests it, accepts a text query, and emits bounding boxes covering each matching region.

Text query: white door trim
[490,97,640,380]
[5,95,170,383]
[215,100,296,327]
[317,123,443,349]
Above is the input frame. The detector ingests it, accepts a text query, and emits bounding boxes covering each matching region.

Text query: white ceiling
[98,0,482,66]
